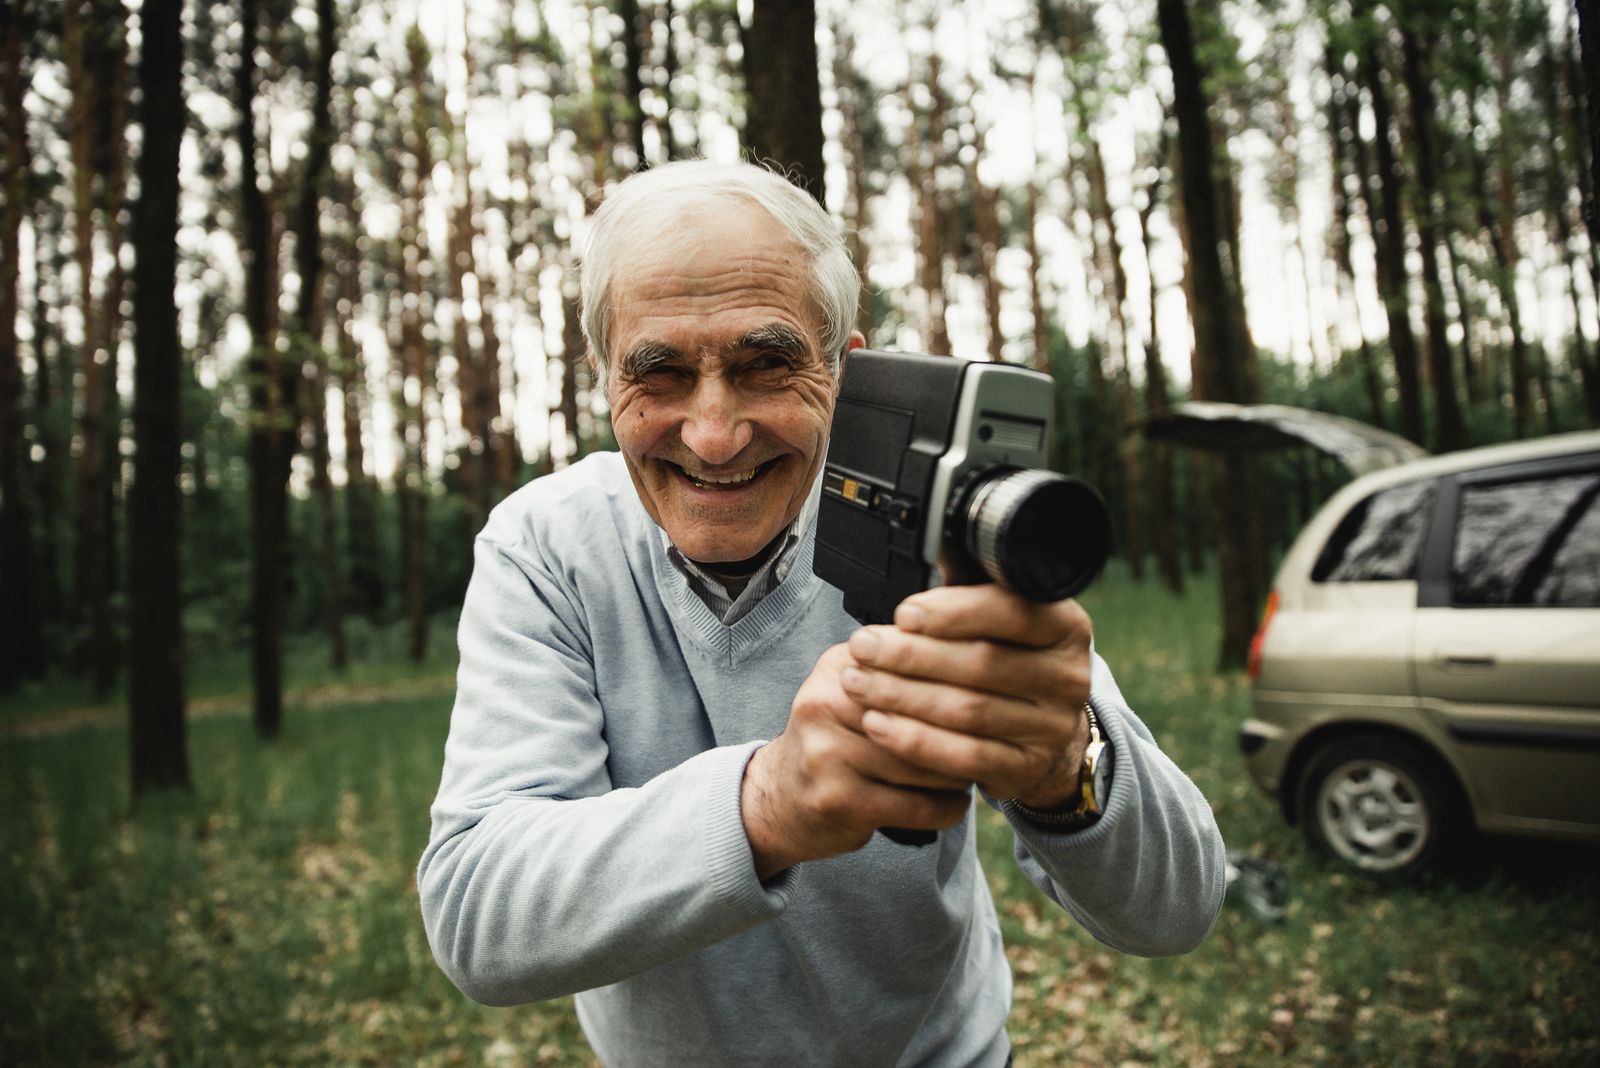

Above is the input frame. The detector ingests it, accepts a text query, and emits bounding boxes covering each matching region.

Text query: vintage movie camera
[812,349,1112,847]
[814,349,1111,626]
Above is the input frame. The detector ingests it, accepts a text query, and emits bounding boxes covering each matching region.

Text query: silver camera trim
[922,361,1056,583]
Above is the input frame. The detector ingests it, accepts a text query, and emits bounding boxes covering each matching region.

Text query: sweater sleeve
[992,654,1227,957]
[416,533,792,1006]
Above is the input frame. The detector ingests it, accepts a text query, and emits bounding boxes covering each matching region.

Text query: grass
[3,568,1598,1065]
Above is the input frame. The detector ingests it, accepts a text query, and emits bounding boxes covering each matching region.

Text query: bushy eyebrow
[618,324,815,380]
[617,340,681,380]
[738,324,812,362]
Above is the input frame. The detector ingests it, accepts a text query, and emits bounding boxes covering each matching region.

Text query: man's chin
[661,509,790,566]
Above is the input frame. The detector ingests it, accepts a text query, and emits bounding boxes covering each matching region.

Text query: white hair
[579,160,859,375]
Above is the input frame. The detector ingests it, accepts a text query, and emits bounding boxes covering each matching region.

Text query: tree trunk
[1081,128,1143,580]
[557,279,584,464]
[909,43,950,355]
[126,0,190,797]
[1138,170,1184,596]
[1468,121,1532,436]
[30,199,64,639]
[1157,0,1262,669]
[308,316,347,669]
[240,0,289,738]
[64,0,127,697]
[1026,180,1049,377]
[1542,37,1600,423]
[617,0,648,168]
[1357,31,1426,445]
[971,159,1005,363]
[1441,232,1479,405]
[833,25,875,338]
[335,237,384,618]
[0,0,40,691]
[741,0,825,203]
[400,30,433,664]
[660,0,678,161]
[1399,27,1464,452]
[1577,1,1600,260]
[1326,50,1386,427]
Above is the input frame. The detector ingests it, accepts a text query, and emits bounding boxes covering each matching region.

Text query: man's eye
[749,353,791,373]
[637,364,686,384]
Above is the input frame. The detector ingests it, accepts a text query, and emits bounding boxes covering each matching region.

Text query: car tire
[1297,735,1466,881]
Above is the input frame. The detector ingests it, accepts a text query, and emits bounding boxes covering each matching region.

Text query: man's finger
[893,585,1092,649]
[840,663,1068,743]
[847,625,1085,698]
[860,708,1035,792]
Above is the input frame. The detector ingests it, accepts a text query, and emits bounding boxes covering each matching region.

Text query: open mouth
[673,458,781,491]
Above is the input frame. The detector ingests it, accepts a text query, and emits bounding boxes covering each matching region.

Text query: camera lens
[955,468,1111,602]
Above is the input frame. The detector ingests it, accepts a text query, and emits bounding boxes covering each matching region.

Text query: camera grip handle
[879,826,937,847]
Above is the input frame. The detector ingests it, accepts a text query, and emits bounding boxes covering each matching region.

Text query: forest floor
[3,567,1599,1066]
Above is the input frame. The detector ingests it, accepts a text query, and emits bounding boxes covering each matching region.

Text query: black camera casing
[813,349,1059,625]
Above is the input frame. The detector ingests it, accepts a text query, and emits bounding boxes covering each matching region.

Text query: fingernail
[895,603,927,631]
[849,630,879,661]
[841,666,867,693]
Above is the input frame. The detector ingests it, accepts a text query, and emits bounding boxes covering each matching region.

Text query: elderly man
[419,160,1224,1067]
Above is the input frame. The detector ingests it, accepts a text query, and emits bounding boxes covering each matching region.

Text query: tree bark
[1577,0,1600,260]
[1399,26,1464,451]
[1325,49,1386,427]
[1356,27,1426,445]
[64,0,128,697]
[741,0,825,202]
[617,0,648,168]
[334,232,384,618]
[1541,37,1600,423]
[660,0,679,160]
[400,28,434,663]
[0,0,41,691]
[240,0,289,738]
[1157,0,1263,669]
[1138,168,1184,596]
[833,24,875,338]
[970,153,1005,364]
[909,41,951,355]
[127,0,190,797]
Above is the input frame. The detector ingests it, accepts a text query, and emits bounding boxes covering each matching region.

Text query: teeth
[686,465,760,486]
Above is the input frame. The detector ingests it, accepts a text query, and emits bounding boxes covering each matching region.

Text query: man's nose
[679,377,753,465]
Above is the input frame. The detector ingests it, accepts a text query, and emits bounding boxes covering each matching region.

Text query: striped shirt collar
[663,487,820,626]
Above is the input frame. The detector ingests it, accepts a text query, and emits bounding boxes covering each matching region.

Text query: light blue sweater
[418,453,1225,1067]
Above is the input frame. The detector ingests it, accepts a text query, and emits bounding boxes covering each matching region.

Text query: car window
[1452,471,1600,607]
[1312,479,1435,582]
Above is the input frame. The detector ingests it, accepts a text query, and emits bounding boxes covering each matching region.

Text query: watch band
[1004,702,1109,831]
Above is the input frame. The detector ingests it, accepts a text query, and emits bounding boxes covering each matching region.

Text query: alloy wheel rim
[1316,759,1430,872]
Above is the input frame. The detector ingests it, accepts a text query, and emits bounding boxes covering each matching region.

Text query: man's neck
[688,532,786,596]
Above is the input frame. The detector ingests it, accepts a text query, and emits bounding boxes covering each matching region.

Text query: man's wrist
[740,743,799,881]
[1007,703,1108,827]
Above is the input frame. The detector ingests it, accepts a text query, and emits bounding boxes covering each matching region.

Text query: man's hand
[840,585,1094,811]
[741,643,974,880]
[741,584,1095,880]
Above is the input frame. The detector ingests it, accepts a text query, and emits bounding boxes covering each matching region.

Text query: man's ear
[834,332,866,396]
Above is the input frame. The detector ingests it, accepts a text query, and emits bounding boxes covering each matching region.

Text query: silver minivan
[1241,430,1600,879]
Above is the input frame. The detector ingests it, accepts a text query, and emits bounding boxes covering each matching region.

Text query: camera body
[813,349,1110,626]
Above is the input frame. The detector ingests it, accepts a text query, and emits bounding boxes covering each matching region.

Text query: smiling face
[601,200,848,565]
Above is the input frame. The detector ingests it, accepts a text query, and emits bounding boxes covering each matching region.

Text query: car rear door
[1413,452,1600,838]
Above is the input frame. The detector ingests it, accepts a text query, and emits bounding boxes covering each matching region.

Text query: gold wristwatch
[1005,703,1109,831]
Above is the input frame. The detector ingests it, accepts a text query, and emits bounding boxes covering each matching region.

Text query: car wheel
[1297,735,1465,880]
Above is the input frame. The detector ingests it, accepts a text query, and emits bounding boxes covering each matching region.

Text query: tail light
[1247,590,1279,680]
